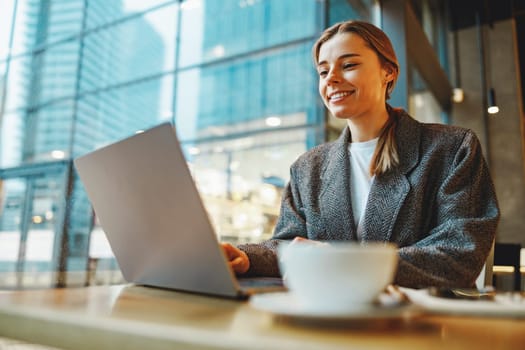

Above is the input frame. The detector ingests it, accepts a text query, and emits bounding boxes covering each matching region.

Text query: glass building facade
[0,0,450,288]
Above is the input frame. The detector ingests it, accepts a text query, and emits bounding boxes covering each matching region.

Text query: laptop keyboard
[238,277,285,289]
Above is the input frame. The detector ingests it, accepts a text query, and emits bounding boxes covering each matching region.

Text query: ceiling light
[487,88,499,114]
[265,116,281,127]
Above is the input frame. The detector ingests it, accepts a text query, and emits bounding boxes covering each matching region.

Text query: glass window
[24,174,68,279]
[41,0,85,46]
[85,0,175,31]
[23,99,76,165]
[65,173,97,283]
[35,40,81,106]
[80,2,177,92]
[1,0,377,285]
[0,1,15,61]
[4,41,81,112]
[74,74,174,157]
[3,55,32,112]
[0,59,6,102]
[175,42,319,141]
[85,0,124,31]
[185,127,318,243]
[2,101,79,168]
[2,1,84,57]
[179,0,319,68]
[175,38,323,242]
[0,112,24,168]
[0,178,25,275]
[329,0,361,25]
[0,169,68,289]
[6,1,39,57]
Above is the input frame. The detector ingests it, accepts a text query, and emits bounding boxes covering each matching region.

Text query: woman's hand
[221,243,250,275]
[290,236,328,246]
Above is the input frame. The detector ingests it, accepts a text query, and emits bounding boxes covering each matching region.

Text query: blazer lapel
[360,109,421,241]
[360,169,410,241]
[319,127,358,240]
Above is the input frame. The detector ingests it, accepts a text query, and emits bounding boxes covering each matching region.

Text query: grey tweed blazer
[239,108,500,288]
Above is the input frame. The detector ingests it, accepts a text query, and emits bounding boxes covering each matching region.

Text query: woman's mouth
[328,91,354,102]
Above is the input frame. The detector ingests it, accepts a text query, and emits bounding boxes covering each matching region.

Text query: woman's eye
[318,70,328,77]
[343,63,357,69]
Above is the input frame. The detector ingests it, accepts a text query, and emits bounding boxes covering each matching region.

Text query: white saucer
[250,292,417,320]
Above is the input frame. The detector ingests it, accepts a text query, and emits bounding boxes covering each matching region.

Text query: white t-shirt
[348,138,378,237]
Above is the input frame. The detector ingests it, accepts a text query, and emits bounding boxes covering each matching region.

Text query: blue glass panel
[3,55,32,112]
[80,2,177,92]
[43,0,85,45]
[85,0,175,31]
[0,1,15,61]
[74,74,173,157]
[36,40,81,105]
[7,1,50,56]
[0,112,24,168]
[0,170,69,287]
[179,0,320,67]
[329,0,360,25]
[1,100,75,167]
[4,41,81,112]
[0,178,26,274]
[24,99,75,164]
[22,173,68,276]
[0,59,7,95]
[11,0,84,54]
[175,42,319,141]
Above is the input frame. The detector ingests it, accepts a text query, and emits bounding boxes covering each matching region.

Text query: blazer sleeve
[395,130,500,288]
[237,166,307,277]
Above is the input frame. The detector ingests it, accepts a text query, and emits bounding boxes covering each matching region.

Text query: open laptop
[74,122,284,299]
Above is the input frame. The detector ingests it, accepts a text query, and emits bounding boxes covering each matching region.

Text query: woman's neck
[346,108,389,142]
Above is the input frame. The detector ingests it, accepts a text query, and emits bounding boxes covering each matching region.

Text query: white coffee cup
[278,241,397,311]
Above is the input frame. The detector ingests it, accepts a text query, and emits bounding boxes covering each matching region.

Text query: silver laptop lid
[74,123,241,298]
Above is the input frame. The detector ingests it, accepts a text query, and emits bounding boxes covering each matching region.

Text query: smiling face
[317,32,392,123]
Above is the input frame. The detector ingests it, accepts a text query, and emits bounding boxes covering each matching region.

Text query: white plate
[401,288,525,318]
[250,292,417,320]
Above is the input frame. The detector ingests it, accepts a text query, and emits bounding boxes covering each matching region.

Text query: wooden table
[0,284,524,350]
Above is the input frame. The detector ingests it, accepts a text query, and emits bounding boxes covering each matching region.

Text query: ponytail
[370,108,399,176]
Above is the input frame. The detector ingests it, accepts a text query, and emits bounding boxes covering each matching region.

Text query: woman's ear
[382,63,396,83]
[383,67,394,84]
[382,73,392,86]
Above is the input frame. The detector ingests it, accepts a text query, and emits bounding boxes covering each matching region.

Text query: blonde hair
[313,20,400,176]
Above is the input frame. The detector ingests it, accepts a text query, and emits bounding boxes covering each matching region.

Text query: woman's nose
[326,69,341,84]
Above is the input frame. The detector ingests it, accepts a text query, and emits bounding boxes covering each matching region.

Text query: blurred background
[0,0,524,290]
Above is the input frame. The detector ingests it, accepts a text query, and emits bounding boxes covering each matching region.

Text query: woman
[222,20,499,288]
